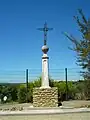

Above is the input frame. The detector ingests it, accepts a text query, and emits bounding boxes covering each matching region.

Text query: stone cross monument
[33,23,58,107]
[38,22,53,88]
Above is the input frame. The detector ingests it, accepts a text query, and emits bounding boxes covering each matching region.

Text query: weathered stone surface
[33,87,58,107]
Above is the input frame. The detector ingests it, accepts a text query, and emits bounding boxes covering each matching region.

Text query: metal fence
[0,68,83,84]
[0,68,85,106]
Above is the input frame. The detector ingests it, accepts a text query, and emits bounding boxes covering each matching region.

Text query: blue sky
[0,0,89,82]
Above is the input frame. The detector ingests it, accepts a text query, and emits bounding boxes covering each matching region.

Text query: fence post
[26,69,29,103]
[65,68,68,101]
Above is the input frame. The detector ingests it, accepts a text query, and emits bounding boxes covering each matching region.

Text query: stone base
[33,87,58,107]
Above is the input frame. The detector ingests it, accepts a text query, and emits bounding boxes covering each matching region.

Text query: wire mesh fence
[0,68,87,107]
[0,68,83,83]
[0,70,26,83]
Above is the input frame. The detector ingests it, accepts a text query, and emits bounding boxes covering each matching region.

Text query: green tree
[64,9,90,99]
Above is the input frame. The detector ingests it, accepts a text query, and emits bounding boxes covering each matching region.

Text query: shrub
[17,84,27,103]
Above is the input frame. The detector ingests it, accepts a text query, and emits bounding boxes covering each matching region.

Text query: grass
[0,113,90,120]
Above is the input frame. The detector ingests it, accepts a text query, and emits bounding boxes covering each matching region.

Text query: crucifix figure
[38,22,53,45]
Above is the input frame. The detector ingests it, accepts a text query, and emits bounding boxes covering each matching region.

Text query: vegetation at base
[0,78,88,104]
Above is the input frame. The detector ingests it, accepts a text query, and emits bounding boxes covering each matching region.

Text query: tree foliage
[64,9,90,70]
[64,9,90,99]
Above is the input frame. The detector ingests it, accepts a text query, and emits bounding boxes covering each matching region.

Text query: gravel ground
[62,100,90,108]
[0,100,90,110]
[0,100,90,120]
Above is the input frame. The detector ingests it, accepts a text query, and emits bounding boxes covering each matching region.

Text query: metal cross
[37,22,53,45]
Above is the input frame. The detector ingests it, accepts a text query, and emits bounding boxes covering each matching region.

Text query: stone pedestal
[33,87,58,107]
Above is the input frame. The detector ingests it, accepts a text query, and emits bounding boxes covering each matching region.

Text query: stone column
[41,45,50,88]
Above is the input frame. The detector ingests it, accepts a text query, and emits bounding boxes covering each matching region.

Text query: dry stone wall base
[33,87,58,107]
